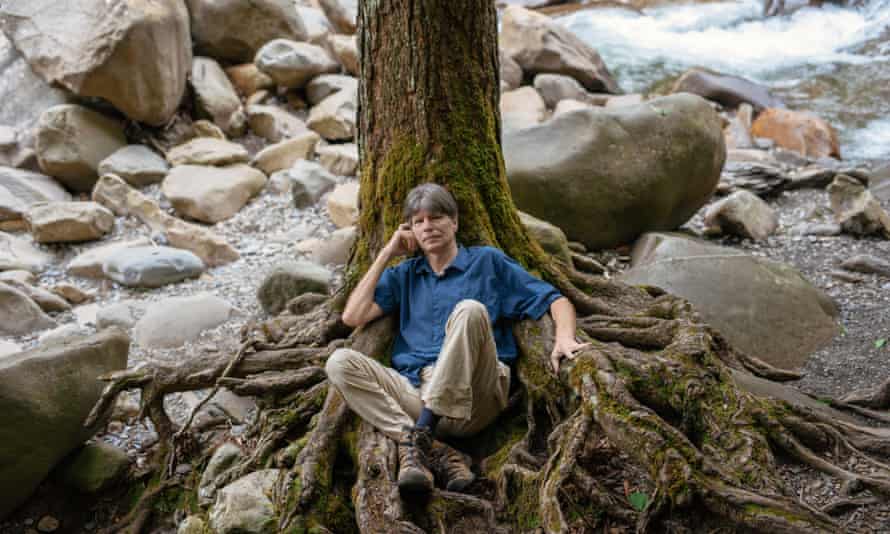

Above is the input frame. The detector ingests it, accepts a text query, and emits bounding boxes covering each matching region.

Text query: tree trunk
[88,1,890,533]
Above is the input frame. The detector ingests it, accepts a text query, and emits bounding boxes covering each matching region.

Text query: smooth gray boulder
[209,469,281,534]
[288,160,338,208]
[672,68,783,112]
[0,282,56,336]
[0,0,191,126]
[187,0,307,63]
[619,233,839,371]
[0,167,71,222]
[533,73,595,109]
[0,329,129,518]
[257,260,331,315]
[67,238,152,279]
[98,146,169,187]
[133,293,234,348]
[103,246,205,288]
[504,93,725,250]
[35,105,127,193]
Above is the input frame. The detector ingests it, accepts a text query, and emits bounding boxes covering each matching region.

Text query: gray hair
[402,183,458,222]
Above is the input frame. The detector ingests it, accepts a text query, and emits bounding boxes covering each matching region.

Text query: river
[553,0,890,164]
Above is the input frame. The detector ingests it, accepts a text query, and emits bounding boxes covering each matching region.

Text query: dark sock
[416,407,440,433]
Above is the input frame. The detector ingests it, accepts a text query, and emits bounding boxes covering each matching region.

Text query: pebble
[37,516,59,532]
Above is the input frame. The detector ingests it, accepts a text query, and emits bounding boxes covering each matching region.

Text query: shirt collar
[415,245,470,275]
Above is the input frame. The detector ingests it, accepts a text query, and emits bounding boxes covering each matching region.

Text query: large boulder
[133,293,234,348]
[501,6,620,94]
[67,238,152,279]
[504,93,725,249]
[25,201,115,243]
[0,0,191,126]
[35,105,127,193]
[671,69,783,111]
[103,246,205,288]
[0,329,129,518]
[0,282,56,336]
[192,57,247,137]
[619,233,838,370]
[162,164,266,223]
[500,86,546,132]
[751,108,840,159]
[57,441,130,494]
[0,167,71,222]
[186,0,307,63]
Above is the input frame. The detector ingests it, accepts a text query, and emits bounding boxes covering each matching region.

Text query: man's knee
[325,348,360,385]
[451,299,488,324]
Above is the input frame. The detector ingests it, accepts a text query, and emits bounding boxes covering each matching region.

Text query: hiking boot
[431,440,475,492]
[397,426,434,494]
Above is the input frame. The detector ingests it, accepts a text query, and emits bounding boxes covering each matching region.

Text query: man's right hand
[384,223,418,258]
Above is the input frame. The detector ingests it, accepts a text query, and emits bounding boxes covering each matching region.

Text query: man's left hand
[550,337,591,373]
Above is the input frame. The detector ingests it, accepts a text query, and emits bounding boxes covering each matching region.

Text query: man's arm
[548,297,590,373]
[341,223,416,328]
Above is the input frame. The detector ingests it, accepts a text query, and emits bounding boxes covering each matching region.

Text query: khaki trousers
[326,299,511,441]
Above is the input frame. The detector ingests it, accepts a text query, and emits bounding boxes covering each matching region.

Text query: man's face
[410,209,458,255]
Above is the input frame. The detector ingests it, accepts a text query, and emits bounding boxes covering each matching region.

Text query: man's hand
[550,336,591,373]
[384,223,418,258]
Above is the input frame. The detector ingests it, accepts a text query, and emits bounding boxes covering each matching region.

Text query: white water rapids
[557,0,890,163]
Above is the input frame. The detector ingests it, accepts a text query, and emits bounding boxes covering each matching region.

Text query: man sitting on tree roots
[326,183,588,495]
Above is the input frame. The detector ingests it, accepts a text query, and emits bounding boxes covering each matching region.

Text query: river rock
[225,64,275,98]
[317,0,357,34]
[327,181,359,228]
[552,99,592,118]
[289,160,338,208]
[329,34,359,75]
[724,104,755,150]
[167,138,249,167]
[307,88,357,141]
[519,211,572,265]
[192,57,247,137]
[133,293,234,349]
[51,284,94,305]
[257,261,332,315]
[98,146,169,188]
[703,190,778,240]
[841,254,890,277]
[0,231,54,272]
[501,50,523,92]
[187,0,307,63]
[619,232,838,370]
[96,299,147,331]
[252,132,320,175]
[308,226,355,266]
[163,164,266,223]
[751,108,840,159]
[501,6,620,94]
[4,279,71,313]
[255,39,339,89]
[35,105,127,193]
[38,324,90,348]
[869,163,890,202]
[671,69,783,111]
[306,75,357,106]
[317,143,358,176]
[0,282,56,336]
[298,6,333,45]
[0,167,71,222]
[199,442,243,505]
[504,93,724,249]
[67,238,152,279]
[247,105,308,143]
[26,201,115,243]
[533,74,596,109]
[103,246,205,288]
[0,0,191,126]
[605,94,645,108]
[0,33,72,152]
[501,86,547,131]
[789,222,841,237]
[57,441,129,494]
[92,175,239,267]
[827,174,890,237]
[0,339,20,358]
[0,329,128,517]
[0,269,34,285]
[209,469,281,534]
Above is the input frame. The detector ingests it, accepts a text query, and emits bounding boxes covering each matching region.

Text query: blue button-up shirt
[374,245,562,386]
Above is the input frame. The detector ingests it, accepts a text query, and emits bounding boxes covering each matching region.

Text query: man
[326,183,587,495]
